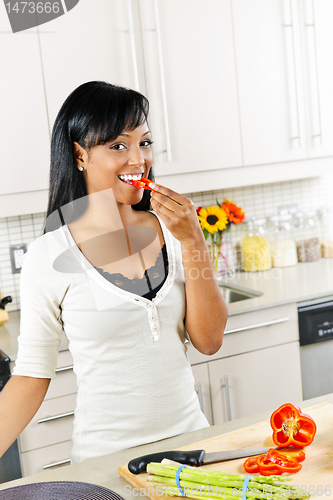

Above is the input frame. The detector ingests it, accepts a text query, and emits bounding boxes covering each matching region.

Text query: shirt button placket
[147,303,161,341]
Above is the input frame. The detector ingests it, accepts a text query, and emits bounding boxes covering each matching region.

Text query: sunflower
[221,199,245,224]
[198,205,228,234]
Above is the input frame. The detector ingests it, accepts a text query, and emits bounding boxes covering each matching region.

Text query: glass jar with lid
[241,217,271,271]
[294,210,321,262]
[318,207,333,258]
[268,214,297,267]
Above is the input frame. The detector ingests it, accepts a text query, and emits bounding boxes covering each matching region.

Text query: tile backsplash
[0,214,45,312]
[1,174,333,312]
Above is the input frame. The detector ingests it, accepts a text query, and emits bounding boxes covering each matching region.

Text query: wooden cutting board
[118,402,333,500]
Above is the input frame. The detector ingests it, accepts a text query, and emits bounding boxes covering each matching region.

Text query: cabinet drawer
[187,303,298,365]
[45,350,77,400]
[19,394,76,452]
[21,441,71,477]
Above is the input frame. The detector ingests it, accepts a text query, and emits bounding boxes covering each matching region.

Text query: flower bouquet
[197,199,245,277]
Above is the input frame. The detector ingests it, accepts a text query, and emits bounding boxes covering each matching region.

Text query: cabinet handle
[55,365,73,373]
[304,0,322,145]
[152,0,172,162]
[196,382,204,414]
[221,375,232,421]
[282,0,301,147]
[37,411,74,424]
[225,317,290,335]
[126,0,140,91]
[43,458,71,470]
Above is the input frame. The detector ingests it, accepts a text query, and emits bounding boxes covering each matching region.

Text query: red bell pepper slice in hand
[129,177,156,191]
[270,403,317,447]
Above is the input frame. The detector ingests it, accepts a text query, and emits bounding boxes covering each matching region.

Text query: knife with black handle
[128,447,275,474]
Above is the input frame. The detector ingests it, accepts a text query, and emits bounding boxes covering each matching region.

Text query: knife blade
[128,447,276,474]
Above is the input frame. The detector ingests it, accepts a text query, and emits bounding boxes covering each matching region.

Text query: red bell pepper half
[270,403,317,448]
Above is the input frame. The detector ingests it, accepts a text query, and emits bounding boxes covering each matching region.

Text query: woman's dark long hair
[44,81,153,233]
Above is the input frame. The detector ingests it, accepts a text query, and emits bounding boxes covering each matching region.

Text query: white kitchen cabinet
[19,393,76,453]
[298,0,333,158]
[231,0,333,168]
[232,0,307,166]
[4,0,333,215]
[209,342,302,424]
[0,10,50,216]
[188,303,303,424]
[19,349,77,476]
[38,0,135,131]
[138,0,243,178]
[0,0,138,218]
[20,441,72,477]
[191,363,213,425]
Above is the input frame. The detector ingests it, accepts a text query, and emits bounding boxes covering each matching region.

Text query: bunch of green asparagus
[146,461,310,500]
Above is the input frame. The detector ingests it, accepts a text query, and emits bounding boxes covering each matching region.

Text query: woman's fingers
[150,183,184,206]
[150,184,200,243]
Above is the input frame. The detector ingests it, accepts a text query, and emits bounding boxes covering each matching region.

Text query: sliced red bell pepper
[256,454,280,473]
[270,403,317,447]
[265,449,302,473]
[243,456,260,473]
[293,450,306,462]
[243,448,304,476]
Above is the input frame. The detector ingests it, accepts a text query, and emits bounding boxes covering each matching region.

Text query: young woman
[0,82,227,463]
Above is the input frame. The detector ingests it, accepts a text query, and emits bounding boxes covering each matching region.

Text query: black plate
[0,481,125,500]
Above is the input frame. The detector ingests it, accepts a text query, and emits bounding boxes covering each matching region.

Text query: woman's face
[75,122,153,205]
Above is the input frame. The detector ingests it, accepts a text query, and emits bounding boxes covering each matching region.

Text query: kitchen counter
[2,259,333,359]
[1,392,332,495]
[224,257,333,316]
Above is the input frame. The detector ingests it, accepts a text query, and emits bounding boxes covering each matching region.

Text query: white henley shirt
[13,214,209,463]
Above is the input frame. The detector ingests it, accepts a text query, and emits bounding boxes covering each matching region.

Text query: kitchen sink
[219,284,263,304]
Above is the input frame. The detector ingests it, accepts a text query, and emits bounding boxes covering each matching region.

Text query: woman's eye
[111,143,126,150]
[141,140,153,147]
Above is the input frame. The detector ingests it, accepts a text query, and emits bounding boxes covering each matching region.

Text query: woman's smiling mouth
[118,173,143,186]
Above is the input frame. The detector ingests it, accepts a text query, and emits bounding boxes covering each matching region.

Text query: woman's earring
[79,166,84,172]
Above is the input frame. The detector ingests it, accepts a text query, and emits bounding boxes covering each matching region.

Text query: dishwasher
[298,296,333,400]
[0,349,22,483]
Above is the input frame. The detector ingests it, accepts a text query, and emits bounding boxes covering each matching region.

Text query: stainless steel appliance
[298,296,333,400]
[0,349,22,483]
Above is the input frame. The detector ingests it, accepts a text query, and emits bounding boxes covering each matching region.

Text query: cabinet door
[139,0,242,179]
[0,14,50,196]
[191,363,213,425]
[232,0,307,166]
[299,0,333,158]
[38,0,135,130]
[209,342,302,424]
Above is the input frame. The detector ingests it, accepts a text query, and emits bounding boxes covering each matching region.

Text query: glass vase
[207,233,234,278]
